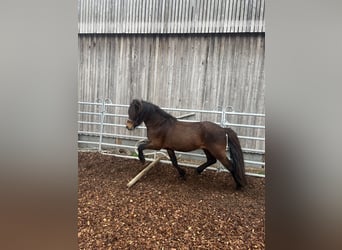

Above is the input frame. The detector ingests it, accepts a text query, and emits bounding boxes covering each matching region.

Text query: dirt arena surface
[78,152,265,249]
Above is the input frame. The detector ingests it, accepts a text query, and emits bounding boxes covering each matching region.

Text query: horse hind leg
[218,156,243,190]
[209,149,243,190]
[167,149,186,178]
[196,149,217,174]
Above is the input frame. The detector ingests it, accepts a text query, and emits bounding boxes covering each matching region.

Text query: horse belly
[168,139,201,152]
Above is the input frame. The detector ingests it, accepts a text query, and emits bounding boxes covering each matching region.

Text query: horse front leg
[137,142,148,164]
[167,149,186,178]
[137,141,161,164]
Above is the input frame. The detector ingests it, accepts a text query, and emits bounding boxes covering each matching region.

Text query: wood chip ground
[78,152,265,249]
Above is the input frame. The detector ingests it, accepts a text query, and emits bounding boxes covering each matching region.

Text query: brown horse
[126,99,247,189]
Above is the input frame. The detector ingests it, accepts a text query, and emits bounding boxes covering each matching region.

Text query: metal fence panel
[78,100,265,177]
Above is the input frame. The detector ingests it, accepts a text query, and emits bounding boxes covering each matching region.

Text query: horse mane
[142,101,177,122]
[129,99,176,127]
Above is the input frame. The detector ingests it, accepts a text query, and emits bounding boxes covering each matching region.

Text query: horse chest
[146,128,166,140]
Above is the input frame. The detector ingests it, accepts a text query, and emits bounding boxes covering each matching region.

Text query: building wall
[78,0,265,151]
[78,0,265,34]
[78,33,265,150]
[79,33,264,112]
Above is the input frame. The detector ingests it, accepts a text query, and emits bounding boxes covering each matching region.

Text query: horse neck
[143,109,176,128]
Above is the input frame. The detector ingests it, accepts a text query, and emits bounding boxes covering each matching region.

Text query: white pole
[127,156,162,188]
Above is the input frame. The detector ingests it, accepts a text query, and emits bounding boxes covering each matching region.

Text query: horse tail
[225,128,247,188]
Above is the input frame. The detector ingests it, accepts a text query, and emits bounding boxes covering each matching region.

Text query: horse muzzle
[126,119,135,130]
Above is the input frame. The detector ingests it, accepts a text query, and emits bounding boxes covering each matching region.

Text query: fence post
[220,107,226,127]
[98,98,112,151]
[222,106,234,154]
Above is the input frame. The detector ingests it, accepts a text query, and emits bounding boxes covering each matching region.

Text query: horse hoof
[195,168,202,175]
[179,170,186,180]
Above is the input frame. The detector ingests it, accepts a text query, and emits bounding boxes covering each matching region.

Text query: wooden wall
[78,0,265,152]
[78,0,265,34]
[78,33,265,150]
[79,33,264,112]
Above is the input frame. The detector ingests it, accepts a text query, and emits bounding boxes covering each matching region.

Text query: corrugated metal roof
[78,0,265,34]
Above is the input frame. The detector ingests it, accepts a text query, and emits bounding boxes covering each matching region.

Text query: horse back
[162,120,225,151]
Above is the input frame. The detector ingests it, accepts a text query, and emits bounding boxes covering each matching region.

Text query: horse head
[126,99,143,130]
